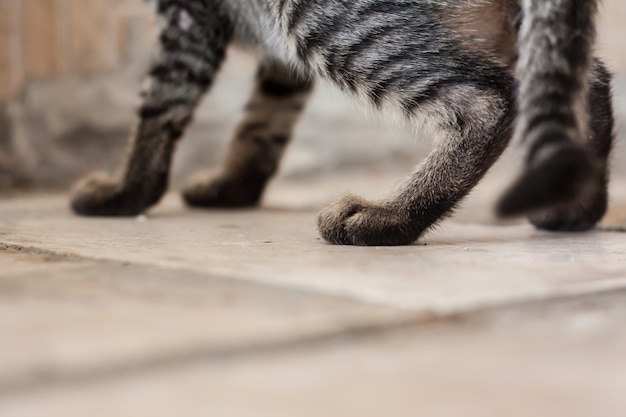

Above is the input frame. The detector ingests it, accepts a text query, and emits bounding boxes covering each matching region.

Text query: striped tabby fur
[72,0,615,246]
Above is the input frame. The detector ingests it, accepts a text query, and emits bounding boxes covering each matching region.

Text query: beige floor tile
[3,290,625,417]
[0,251,406,392]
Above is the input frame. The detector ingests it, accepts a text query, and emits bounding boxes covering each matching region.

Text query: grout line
[0,242,87,262]
[0,312,435,397]
[0,241,406,306]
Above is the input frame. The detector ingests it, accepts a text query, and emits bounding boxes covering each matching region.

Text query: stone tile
[3,290,625,417]
[0,190,625,313]
[0,251,406,392]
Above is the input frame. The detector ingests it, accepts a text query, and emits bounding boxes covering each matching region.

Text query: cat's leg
[71,2,232,216]
[182,60,313,208]
[528,59,615,231]
[319,84,514,246]
[496,0,602,219]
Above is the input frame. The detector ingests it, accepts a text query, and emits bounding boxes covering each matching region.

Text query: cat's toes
[318,195,417,246]
[71,173,145,216]
[182,172,264,208]
[528,185,608,232]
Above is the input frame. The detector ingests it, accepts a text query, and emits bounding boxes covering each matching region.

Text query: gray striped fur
[72,0,615,245]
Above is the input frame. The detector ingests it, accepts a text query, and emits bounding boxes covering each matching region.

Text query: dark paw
[71,173,148,216]
[497,144,597,218]
[182,172,265,208]
[317,195,417,246]
[528,185,608,232]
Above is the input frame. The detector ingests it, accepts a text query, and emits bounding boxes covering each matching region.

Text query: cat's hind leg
[528,60,615,231]
[71,1,232,216]
[496,0,602,220]
[182,60,313,208]
[319,82,514,246]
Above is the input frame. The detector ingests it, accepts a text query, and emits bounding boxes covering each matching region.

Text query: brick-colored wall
[0,0,20,100]
[598,1,626,72]
[0,0,155,101]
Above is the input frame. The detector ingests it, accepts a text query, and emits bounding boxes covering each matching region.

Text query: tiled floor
[0,172,625,415]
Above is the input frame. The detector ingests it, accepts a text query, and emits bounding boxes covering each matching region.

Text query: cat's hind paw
[528,184,608,232]
[71,173,148,216]
[496,144,598,218]
[318,195,418,246]
[182,172,264,208]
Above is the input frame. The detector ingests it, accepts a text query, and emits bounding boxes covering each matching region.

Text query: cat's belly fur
[223,0,516,78]
[226,0,301,67]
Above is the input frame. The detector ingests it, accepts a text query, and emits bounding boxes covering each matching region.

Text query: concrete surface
[0,171,625,416]
[4,290,626,417]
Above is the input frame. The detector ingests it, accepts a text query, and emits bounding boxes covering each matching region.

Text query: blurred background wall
[0,0,625,191]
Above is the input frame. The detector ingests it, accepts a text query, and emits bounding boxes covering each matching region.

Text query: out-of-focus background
[0,0,624,191]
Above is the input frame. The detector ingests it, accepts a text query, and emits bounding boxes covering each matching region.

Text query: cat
[71,0,615,246]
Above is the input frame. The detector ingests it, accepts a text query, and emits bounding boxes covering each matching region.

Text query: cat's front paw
[318,195,418,246]
[182,172,264,208]
[71,173,147,216]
